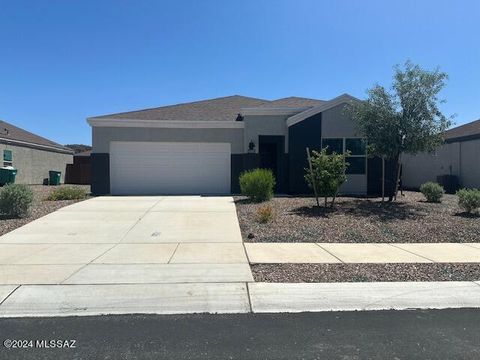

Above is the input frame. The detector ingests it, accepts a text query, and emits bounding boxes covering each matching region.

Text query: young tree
[305,148,348,208]
[346,61,453,201]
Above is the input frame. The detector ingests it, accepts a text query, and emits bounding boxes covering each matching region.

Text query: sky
[0,0,479,145]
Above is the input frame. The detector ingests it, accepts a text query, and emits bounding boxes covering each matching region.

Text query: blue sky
[0,0,479,145]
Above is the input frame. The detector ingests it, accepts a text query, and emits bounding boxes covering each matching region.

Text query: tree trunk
[388,154,401,202]
[306,148,320,207]
[381,157,385,203]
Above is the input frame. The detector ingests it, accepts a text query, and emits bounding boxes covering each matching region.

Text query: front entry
[259,136,286,193]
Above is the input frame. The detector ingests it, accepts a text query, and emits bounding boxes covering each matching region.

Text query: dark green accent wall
[230,154,259,194]
[91,153,110,195]
[288,113,322,194]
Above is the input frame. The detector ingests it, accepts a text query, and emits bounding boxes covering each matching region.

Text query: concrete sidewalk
[245,242,480,263]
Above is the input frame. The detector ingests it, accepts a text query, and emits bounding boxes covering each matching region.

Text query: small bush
[239,169,275,202]
[457,188,480,213]
[47,186,87,201]
[0,184,34,218]
[305,148,348,208]
[256,205,274,223]
[420,182,444,203]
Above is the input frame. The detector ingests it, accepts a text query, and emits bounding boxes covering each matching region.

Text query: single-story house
[402,119,480,190]
[0,120,74,184]
[65,150,91,185]
[88,94,385,196]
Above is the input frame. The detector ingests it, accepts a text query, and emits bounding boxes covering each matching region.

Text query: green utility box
[49,170,61,186]
[0,167,17,186]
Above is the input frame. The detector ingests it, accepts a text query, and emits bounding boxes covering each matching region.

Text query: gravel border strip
[252,263,480,283]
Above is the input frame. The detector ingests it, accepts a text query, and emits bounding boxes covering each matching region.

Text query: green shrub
[47,186,87,201]
[239,168,275,202]
[457,188,480,213]
[0,184,34,218]
[256,205,274,223]
[420,182,444,203]
[305,148,348,208]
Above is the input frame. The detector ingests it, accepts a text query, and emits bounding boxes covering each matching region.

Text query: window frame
[321,138,344,155]
[321,137,367,175]
[3,149,13,167]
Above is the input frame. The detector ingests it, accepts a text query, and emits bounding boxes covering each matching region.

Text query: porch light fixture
[248,140,255,153]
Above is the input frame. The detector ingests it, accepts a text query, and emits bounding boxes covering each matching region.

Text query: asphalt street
[0,309,479,359]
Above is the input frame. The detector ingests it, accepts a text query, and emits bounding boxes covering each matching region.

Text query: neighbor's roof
[0,120,73,153]
[75,149,92,157]
[444,119,480,142]
[91,95,326,121]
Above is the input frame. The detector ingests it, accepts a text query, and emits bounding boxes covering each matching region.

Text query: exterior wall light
[248,140,256,153]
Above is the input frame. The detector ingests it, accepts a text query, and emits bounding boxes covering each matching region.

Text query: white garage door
[110,142,231,195]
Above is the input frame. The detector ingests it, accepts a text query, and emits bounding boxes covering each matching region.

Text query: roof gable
[286,94,360,127]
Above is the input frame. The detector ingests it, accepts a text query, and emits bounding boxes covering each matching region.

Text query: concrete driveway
[0,196,253,316]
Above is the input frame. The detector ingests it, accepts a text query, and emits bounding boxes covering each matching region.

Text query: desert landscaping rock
[251,263,480,283]
[0,185,90,237]
[235,192,480,243]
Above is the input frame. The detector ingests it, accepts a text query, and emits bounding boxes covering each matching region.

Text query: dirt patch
[252,263,480,282]
[0,185,91,236]
[235,192,480,243]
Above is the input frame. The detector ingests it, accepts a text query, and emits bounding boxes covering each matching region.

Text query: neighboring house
[0,120,74,184]
[65,150,91,185]
[88,94,384,196]
[402,119,480,190]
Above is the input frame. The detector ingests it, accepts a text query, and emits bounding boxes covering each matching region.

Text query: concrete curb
[1,281,480,317]
[248,281,480,313]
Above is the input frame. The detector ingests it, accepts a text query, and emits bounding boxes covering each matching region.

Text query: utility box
[0,166,17,186]
[49,170,61,186]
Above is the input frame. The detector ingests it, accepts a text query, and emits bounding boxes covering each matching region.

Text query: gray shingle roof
[94,95,269,121]
[444,119,480,142]
[92,95,326,122]
[256,96,325,108]
[0,120,73,153]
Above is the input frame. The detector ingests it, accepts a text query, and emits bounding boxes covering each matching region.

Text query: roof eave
[87,118,245,129]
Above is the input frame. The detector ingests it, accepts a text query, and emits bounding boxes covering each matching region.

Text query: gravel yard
[252,263,480,282]
[0,184,90,236]
[235,191,480,243]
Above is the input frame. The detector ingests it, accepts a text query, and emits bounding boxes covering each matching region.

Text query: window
[345,138,366,155]
[321,138,343,155]
[345,157,366,174]
[3,150,12,162]
[3,150,12,167]
[321,138,367,175]
[345,138,366,174]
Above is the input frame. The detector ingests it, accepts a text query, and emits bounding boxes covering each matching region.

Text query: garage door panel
[110,142,231,195]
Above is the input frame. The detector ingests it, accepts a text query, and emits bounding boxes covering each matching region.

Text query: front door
[258,136,285,192]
